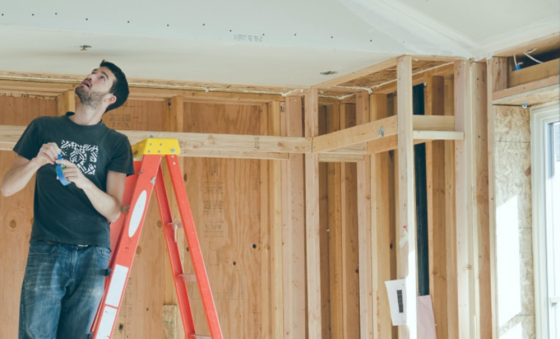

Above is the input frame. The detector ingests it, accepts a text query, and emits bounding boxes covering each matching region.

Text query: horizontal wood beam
[367,131,464,155]
[0,71,304,97]
[313,115,455,153]
[413,130,464,140]
[313,115,398,153]
[0,79,287,103]
[492,75,559,106]
[0,125,368,162]
[508,59,559,88]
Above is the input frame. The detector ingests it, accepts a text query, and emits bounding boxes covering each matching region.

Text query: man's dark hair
[100,60,129,113]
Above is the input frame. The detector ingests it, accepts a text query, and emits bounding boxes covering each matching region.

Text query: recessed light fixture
[320,71,338,76]
[80,45,92,51]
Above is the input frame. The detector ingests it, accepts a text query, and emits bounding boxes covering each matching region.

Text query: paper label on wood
[385,279,407,326]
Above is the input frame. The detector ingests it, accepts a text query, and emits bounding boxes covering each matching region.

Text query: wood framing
[487,56,508,339]
[56,90,75,116]
[304,88,322,338]
[356,91,373,339]
[313,115,457,154]
[492,75,559,106]
[396,55,417,339]
[424,75,448,339]
[267,101,282,339]
[282,96,306,339]
[370,93,394,339]
[454,60,473,339]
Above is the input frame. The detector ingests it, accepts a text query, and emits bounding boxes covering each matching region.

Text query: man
[1,60,134,339]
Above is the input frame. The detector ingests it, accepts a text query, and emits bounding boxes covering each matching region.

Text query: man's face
[75,66,117,110]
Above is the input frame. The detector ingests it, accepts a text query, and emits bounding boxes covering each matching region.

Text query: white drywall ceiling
[0,0,558,87]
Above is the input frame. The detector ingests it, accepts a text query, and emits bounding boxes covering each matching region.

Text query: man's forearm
[82,183,122,223]
[1,159,41,197]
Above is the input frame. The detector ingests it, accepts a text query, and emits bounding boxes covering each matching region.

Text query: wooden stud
[396,55,417,339]
[327,104,343,339]
[472,62,492,339]
[267,101,282,339]
[283,96,307,339]
[444,75,459,339]
[318,106,331,339]
[340,104,360,339]
[304,88,322,339]
[370,93,393,339]
[487,57,508,339]
[454,60,473,339]
[356,92,374,339]
[56,90,75,116]
[424,76,448,339]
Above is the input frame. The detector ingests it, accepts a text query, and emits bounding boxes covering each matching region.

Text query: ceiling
[0,0,558,88]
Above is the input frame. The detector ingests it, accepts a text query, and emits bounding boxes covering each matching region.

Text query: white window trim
[531,101,559,339]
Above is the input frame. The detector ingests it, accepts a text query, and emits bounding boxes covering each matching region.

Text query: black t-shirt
[13,112,134,248]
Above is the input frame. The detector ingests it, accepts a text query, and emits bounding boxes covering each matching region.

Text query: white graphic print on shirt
[60,140,99,175]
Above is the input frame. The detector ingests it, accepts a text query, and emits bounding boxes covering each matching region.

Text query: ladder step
[168,222,183,228]
[179,274,197,282]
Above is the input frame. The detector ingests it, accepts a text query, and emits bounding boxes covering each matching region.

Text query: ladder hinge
[179,274,197,282]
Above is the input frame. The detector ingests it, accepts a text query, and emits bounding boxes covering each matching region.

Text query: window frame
[531,101,560,339]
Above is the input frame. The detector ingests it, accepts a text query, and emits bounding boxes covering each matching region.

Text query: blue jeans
[19,241,111,339]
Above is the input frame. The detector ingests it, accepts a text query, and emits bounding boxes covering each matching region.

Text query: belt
[44,240,90,248]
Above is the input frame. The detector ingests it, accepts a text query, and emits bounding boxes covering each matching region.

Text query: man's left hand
[55,159,93,190]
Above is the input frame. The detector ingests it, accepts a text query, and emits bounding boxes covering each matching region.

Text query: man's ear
[105,93,117,106]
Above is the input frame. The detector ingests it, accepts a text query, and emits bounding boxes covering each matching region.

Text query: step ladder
[90,138,223,339]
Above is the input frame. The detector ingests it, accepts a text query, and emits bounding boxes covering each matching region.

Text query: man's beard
[75,85,107,110]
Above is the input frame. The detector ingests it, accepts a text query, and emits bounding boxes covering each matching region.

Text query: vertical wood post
[267,100,282,339]
[454,60,473,339]
[397,55,417,339]
[304,88,322,339]
[356,91,374,339]
[283,96,306,339]
[370,93,394,339]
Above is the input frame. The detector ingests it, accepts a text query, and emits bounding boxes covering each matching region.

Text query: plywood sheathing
[492,106,535,338]
[0,97,58,339]
[181,102,269,338]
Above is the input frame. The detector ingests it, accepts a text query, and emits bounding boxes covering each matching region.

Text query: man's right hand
[31,142,62,167]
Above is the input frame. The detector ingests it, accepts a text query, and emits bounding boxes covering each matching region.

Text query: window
[532,103,560,339]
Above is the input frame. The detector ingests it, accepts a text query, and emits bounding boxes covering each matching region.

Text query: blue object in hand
[56,154,71,186]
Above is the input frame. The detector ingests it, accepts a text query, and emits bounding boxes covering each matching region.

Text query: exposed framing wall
[1,37,558,338]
